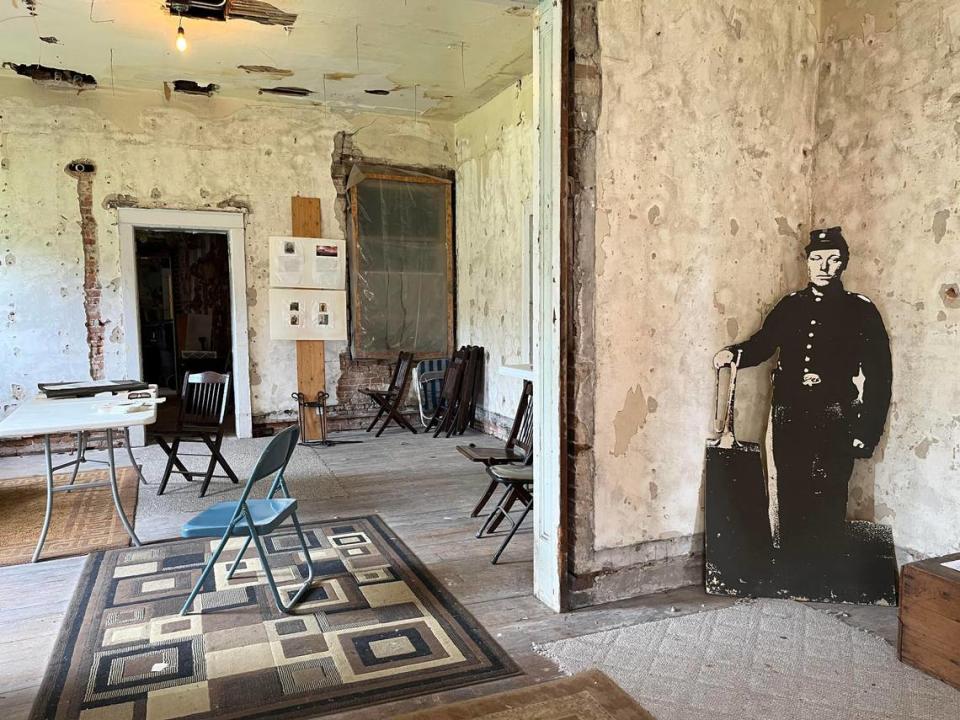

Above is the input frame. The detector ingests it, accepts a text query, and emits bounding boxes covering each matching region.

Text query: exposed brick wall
[66,160,105,381]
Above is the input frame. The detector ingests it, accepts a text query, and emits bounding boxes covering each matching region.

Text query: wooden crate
[898,551,960,689]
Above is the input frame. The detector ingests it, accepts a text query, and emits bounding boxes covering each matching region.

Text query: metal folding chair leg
[247,513,316,614]
[179,532,233,615]
[476,485,515,539]
[226,535,253,580]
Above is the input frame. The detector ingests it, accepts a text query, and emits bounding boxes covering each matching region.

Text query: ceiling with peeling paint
[0,0,536,120]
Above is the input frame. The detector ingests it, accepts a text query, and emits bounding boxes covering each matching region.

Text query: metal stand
[33,428,143,563]
[292,392,362,447]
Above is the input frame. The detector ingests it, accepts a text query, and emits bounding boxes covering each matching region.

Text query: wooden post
[291,196,326,440]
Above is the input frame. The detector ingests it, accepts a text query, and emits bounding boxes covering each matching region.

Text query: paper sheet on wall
[941,559,960,572]
[269,288,347,341]
[269,236,345,290]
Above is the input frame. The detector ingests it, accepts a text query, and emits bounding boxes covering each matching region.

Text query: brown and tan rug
[0,467,139,566]
[31,515,520,720]
[394,670,656,719]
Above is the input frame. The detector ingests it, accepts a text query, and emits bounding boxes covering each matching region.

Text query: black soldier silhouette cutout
[705,227,898,604]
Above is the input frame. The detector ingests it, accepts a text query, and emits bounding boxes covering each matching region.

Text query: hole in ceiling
[39,36,59,45]
[238,65,293,76]
[172,80,219,96]
[166,0,297,27]
[364,89,391,96]
[3,63,97,91]
[259,86,312,97]
[167,1,227,21]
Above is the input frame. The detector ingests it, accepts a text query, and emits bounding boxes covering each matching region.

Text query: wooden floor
[0,427,898,720]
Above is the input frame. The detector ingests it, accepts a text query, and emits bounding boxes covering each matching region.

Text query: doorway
[117,208,253,444]
[134,228,233,429]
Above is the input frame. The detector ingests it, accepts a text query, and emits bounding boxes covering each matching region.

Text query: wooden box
[898,551,960,689]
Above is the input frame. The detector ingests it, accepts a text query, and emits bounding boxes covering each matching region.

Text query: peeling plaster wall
[812,0,960,560]
[579,0,819,599]
[0,79,453,423]
[454,77,534,431]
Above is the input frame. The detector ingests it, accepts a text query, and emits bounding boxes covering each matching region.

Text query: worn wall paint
[454,77,534,429]
[813,0,960,559]
[0,78,453,422]
[589,0,819,556]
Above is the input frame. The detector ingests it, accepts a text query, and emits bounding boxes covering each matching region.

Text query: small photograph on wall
[269,288,347,341]
[269,236,346,290]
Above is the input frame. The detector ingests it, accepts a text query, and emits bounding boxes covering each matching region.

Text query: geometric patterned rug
[31,516,520,720]
[0,468,138,567]
[394,670,655,719]
[537,599,960,720]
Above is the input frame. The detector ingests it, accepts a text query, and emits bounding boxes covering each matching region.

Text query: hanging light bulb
[175,16,187,53]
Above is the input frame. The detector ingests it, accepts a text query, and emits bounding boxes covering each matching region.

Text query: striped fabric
[413,358,450,427]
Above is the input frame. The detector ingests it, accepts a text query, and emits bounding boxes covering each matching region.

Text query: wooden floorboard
[0,427,900,720]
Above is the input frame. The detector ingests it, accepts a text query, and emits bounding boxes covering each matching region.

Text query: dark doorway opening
[134,228,233,431]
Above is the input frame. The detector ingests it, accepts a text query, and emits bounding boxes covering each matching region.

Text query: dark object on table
[292,391,362,446]
[38,380,149,399]
[359,351,417,437]
[705,363,897,604]
[459,380,533,517]
[155,371,239,497]
[899,552,960,689]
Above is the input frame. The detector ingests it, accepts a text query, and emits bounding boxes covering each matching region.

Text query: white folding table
[0,393,160,562]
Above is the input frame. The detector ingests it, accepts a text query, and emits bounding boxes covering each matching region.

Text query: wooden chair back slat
[505,380,534,451]
[179,371,232,429]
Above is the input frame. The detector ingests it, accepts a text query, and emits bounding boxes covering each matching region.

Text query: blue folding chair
[178,425,315,615]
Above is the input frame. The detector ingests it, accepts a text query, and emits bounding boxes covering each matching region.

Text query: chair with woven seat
[458,380,533,517]
[155,371,239,497]
[179,425,314,616]
[359,351,417,437]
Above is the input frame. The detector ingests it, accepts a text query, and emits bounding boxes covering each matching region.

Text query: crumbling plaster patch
[813,0,960,558]
[588,0,819,555]
[454,77,534,427]
[0,79,454,423]
[571,0,960,603]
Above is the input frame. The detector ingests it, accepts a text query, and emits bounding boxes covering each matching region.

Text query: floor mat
[394,669,655,719]
[536,598,960,720]
[0,468,138,566]
[31,515,520,719]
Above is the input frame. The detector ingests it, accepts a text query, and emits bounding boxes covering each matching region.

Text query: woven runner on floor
[0,467,139,567]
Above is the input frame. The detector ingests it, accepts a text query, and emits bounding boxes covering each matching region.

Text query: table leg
[106,428,141,546]
[31,435,56,563]
[68,431,86,485]
[123,427,149,485]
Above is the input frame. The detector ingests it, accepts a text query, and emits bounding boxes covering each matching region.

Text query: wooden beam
[292,196,326,440]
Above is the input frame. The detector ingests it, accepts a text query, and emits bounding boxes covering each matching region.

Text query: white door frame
[117,208,253,444]
[532,0,564,612]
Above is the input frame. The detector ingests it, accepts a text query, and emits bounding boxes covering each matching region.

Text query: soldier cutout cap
[805,226,849,259]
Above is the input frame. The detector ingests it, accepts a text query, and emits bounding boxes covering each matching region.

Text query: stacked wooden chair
[425,345,484,437]
[359,351,417,437]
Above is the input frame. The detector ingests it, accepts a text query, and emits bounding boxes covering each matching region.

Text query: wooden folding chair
[155,371,239,497]
[477,461,534,565]
[446,346,481,436]
[425,352,465,437]
[458,380,533,517]
[359,351,417,437]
